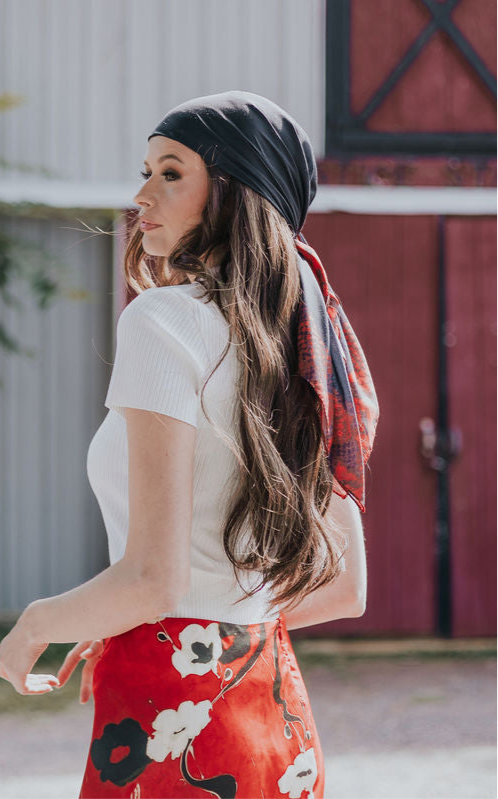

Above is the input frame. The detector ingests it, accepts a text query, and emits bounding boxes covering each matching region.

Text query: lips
[140,221,162,231]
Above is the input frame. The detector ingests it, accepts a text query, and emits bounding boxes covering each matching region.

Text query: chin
[142,244,169,258]
[141,233,170,257]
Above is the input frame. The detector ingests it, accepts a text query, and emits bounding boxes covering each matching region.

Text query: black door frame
[325,0,497,156]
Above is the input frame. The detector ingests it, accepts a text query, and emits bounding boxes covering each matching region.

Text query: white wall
[0,212,114,614]
[1,0,326,185]
[0,0,326,613]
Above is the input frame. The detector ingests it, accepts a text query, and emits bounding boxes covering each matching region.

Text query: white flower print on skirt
[278,748,318,799]
[79,614,325,798]
[170,623,223,678]
[146,699,213,761]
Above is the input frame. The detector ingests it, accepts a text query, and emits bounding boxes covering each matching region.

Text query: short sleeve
[105,288,205,427]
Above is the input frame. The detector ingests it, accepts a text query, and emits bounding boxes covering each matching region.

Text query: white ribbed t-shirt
[86,280,280,624]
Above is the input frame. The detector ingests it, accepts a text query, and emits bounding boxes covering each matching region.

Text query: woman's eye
[139,170,179,181]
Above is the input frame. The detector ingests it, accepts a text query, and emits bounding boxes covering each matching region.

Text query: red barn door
[297,211,496,638]
[446,215,497,636]
[300,213,438,636]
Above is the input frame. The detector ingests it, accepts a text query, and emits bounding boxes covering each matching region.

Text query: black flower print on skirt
[78,613,325,798]
[90,718,152,787]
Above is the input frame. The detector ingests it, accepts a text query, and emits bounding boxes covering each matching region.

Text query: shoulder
[119,285,200,327]
[115,285,208,368]
[117,285,206,344]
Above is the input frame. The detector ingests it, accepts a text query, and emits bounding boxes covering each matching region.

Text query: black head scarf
[147,91,379,511]
[148,90,316,235]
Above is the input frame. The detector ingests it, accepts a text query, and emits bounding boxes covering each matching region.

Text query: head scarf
[148,90,315,235]
[149,91,379,512]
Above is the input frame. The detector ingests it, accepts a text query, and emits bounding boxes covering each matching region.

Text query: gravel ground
[0,653,495,799]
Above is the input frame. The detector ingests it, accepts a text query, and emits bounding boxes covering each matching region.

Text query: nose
[133,182,153,211]
[133,194,150,212]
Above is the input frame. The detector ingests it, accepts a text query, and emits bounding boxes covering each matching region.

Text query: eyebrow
[143,154,184,166]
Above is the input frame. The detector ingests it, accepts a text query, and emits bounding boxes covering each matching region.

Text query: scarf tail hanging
[294,236,379,513]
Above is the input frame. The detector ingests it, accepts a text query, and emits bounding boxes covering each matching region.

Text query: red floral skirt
[79,612,325,799]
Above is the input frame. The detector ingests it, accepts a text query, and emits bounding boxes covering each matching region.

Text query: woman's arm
[19,407,195,645]
[281,491,368,631]
[19,557,182,645]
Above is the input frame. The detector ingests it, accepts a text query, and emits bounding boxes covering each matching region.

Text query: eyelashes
[139,169,179,181]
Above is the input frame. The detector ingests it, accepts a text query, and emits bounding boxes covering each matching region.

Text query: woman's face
[133,136,209,262]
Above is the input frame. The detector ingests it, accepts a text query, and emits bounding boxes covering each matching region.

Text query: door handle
[419,417,463,471]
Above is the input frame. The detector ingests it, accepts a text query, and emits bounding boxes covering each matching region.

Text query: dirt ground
[0,648,495,799]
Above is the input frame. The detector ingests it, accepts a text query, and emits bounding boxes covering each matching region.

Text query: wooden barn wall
[349,0,496,134]
[445,216,497,637]
[0,215,113,614]
[299,214,438,637]
[296,212,496,638]
[0,0,326,183]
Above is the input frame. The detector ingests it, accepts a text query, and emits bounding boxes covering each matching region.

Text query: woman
[0,91,379,798]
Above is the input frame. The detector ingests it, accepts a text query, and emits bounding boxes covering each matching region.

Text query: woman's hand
[56,639,105,703]
[0,624,59,695]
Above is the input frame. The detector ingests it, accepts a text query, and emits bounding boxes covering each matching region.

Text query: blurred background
[0,1,496,797]
[0,0,496,639]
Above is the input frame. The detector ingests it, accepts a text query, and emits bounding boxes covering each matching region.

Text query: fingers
[23,673,60,694]
[77,640,104,704]
[2,671,59,695]
[79,640,104,660]
[2,639,104,696]
[79,660,96,704]
[56,640,94,687]
[57,639,104,692]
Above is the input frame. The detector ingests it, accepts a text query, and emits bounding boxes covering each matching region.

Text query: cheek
[181,187,208,224]
[163,178,209,230]
[191,174,209,215]
[192,181,209,215]
[194,195,208,220]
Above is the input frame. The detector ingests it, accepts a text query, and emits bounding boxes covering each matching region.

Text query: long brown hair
[124,165,348,613]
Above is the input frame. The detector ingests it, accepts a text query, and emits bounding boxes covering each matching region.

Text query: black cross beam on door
[325,0,497,155]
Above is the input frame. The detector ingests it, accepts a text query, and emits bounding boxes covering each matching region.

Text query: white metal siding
[0,0,325,614]
[0,213,114,614]
[0,0,326,184]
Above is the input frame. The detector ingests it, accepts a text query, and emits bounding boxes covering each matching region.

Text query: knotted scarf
[294,236,379,512]
[148,91,379,511]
